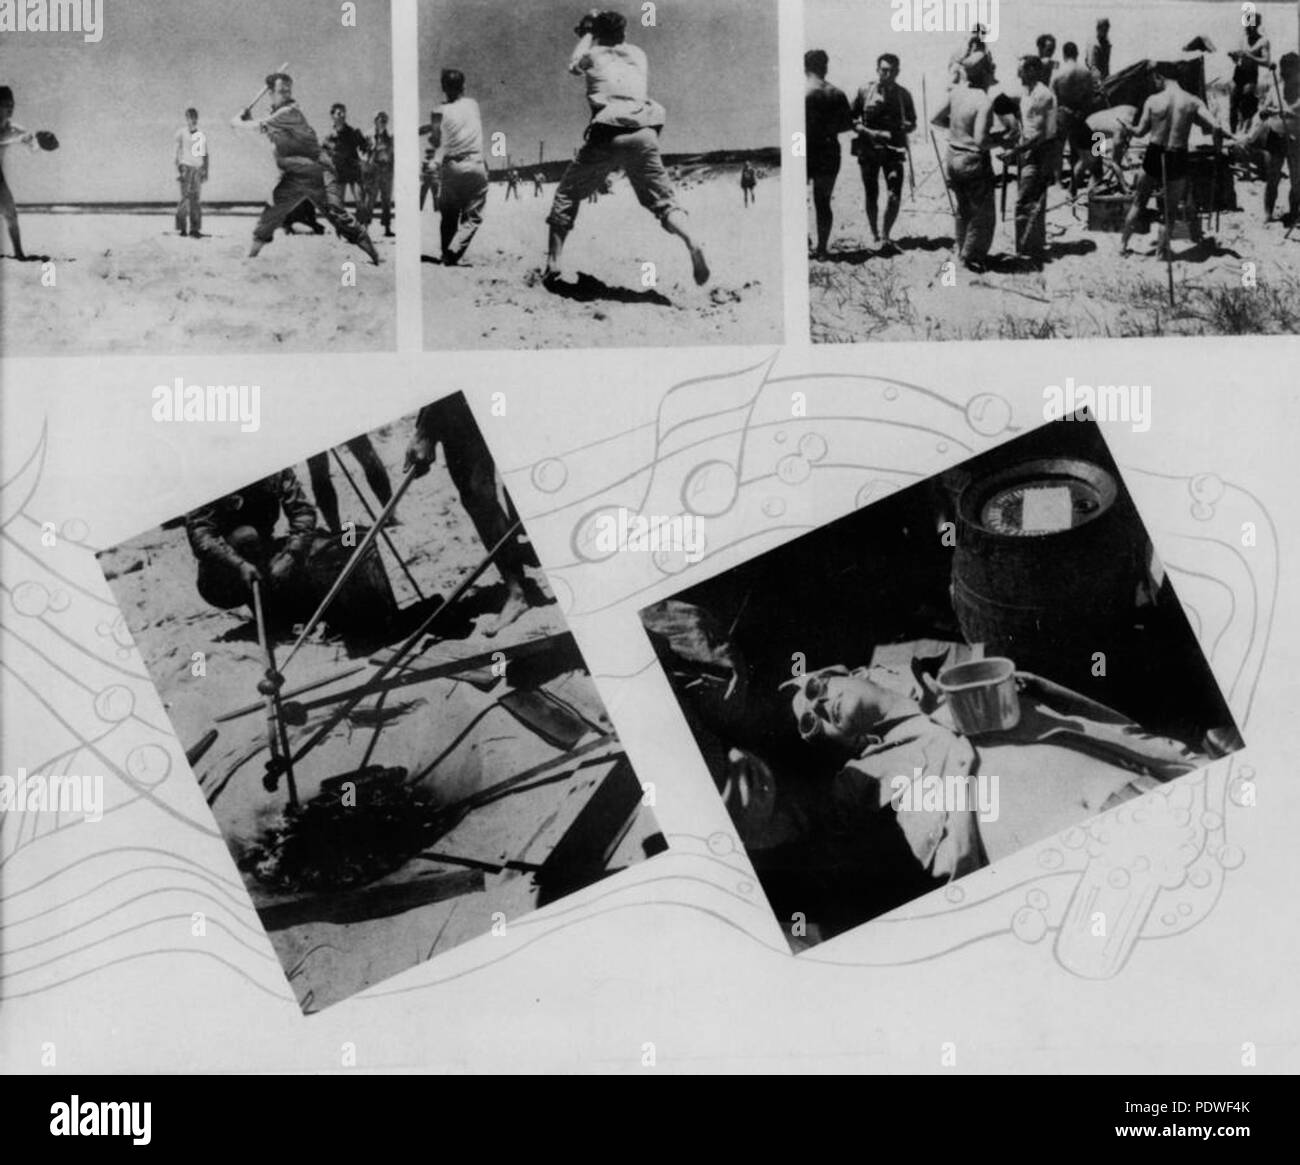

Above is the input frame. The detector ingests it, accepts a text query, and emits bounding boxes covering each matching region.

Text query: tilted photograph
[98,391,665,1011]
[640,414,1242,951]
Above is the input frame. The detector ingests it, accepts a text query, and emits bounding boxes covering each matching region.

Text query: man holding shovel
[231,71,380,264]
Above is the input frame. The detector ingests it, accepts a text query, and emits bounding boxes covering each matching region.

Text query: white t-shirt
[438,97,484,159]
[570,40,665,129]
[176,126,207,169]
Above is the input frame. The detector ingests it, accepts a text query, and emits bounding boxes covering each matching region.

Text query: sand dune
[422,163,784,349]
[1,212,397,357]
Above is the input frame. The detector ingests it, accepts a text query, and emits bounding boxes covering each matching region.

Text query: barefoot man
[1120,64,1233,259]
[231,72,379,264]
[543,9,708,288]
[404,394,540,638]
[850,52,916,252]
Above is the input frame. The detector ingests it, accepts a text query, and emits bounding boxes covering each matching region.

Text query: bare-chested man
[1230,11,1271,133]
[1120,64,1233,258]
[1052,42,1104,196]
[934,52,998,272]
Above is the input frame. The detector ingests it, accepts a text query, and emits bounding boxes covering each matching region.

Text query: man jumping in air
[543,9,708,289]
[231,72,379,264]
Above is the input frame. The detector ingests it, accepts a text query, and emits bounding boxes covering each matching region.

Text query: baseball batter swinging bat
[243,61,290,116]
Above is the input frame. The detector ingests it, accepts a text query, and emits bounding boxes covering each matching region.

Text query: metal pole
[930,129,956,215]
[329,448,426,601]
[288,519,525,768]
[1161,151,1176,307]
[281,464,419,671]
[251,580,298,808]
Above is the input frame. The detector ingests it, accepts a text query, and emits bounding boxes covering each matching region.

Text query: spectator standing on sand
[805,48,853,260]
[433,69,489,265]
[543,9,709,288]
[174,107,209,238]
[934,52,998,273]
[419,111,441,210]
[851,52,916,252]
[505,167,521,200]
[323,103,370,215]
[364,111,395,236]
[1086,19,1112,81]
[740,160,757,206]
[533,170,545,196]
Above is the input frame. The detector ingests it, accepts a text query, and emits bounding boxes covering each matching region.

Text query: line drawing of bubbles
[11,580,50,617]
[61,518,90,544]
[124,744,172,790]
[93,685,136,724]
[531,458,568,494]
[776,455,811,485]
[761,497,786,518]
[571,506,624,563]
[798,433,828,463]
[965,393,1014,437]
[48,589,71,613]
[681,460,739,517]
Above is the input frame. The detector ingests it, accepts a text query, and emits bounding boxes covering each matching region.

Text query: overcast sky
[419,0,781,164]
[3,0,393,203]
[807,0,1299,109]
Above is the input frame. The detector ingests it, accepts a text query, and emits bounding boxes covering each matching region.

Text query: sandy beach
[0,212,397,358]
[99,413,659,1011]
[422,163,784,350]
[809,149,1300,342]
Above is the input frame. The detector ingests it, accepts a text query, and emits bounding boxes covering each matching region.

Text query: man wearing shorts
[232,73,379,264]
[1121,64,1232,259]
[1052,42,1104,197]
[851,53,916,251]
[433,69,489,265]
[805,49,853,260]
[544,10,708,288]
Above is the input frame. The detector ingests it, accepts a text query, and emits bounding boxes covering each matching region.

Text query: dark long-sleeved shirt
[185,469,317,571]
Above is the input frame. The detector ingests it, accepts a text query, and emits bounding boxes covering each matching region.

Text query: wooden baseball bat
[244,61,290,115]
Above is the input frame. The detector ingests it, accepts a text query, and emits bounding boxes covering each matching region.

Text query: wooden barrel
[950,457,1150,692]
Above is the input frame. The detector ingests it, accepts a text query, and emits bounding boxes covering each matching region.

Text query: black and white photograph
[0,0,398,357]
[806,0,1300,341]
[419,0,783,349]
[96,391,665,1011]
[640,414,1242,951]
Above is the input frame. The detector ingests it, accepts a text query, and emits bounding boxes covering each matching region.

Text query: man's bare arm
[568,31,594,75]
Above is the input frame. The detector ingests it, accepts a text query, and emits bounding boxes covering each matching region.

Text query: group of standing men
[807,14,1298,272]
